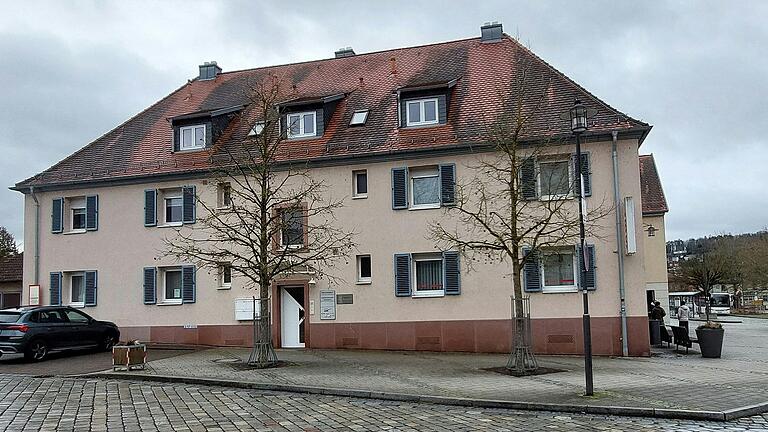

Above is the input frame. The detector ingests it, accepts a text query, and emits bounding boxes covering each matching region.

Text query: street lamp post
[568,100,593,396]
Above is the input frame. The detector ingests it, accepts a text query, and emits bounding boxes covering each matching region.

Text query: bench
[660,325,673,347]
[671,325,698,353]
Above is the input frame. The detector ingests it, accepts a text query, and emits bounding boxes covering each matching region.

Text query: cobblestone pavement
[109,317,768,414]
[0,375,767,431]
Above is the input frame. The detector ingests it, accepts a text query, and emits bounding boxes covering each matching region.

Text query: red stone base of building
[120,316,650,357]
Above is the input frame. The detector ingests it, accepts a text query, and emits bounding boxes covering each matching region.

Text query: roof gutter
[611,131,629,357]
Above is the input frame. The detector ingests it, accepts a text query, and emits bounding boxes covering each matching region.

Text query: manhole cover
[212,358,241,363]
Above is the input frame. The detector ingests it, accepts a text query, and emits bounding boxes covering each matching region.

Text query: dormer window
[287,111,316,139]
[405,98,439,127]
[180,125,206,150]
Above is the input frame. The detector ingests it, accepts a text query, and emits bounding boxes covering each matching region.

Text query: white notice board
[320,290,336,320]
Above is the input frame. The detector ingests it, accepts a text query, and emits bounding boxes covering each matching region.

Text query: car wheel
[100,333,116,352]
[24,339,48,362]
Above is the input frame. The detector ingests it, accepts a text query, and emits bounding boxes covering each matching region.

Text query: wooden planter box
[112,344,147,371]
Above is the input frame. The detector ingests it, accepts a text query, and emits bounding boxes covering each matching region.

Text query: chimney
[198,61,222,80]
[480,22,503,43]
[334,47,355,58]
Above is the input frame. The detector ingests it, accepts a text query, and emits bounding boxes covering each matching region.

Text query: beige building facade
[639,155,670,323]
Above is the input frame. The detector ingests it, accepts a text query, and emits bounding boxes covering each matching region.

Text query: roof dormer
[396,79,458,128]
[277,93,345,140]
[169,105,244,152]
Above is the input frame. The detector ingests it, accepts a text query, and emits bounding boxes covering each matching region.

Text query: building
[639,154,670,322]
[0,253,23,309]
[13,24,653,356]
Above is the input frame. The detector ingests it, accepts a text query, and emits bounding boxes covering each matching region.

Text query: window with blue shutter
[143,267,157,304]
[52,198,64,233]
[182,266,196,303]
[522,247,542,292]
[439,164,456,206]
[572,153,592,197]
[443,251,461,295]
[85,271,97,306]
[144,190,157,227]
[391,167,408,209]
[182,186,196,224]
[49,272,62,305]
[394,253,411,296]
[521,158,537,200]
[85,195,98,231]
[577,244,596,291]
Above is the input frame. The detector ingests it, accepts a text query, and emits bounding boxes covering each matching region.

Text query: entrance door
[280,287,305,348]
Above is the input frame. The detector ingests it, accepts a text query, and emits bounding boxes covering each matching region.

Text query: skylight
[349,110,369,126]
[248,122,265,136]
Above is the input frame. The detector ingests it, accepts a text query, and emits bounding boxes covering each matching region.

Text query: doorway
[280,286,305,348]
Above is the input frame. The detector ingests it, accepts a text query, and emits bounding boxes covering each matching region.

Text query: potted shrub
[696,321,724,358]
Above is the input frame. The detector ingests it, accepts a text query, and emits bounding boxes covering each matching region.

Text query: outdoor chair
[660,325,673,347]
[671,325,698,354]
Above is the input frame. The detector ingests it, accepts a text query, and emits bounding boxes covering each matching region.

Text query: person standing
[650,301,667,321]
[677,300,690,330]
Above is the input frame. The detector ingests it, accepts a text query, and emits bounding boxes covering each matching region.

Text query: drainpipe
[30,186,40,285]
[611,131,630,357]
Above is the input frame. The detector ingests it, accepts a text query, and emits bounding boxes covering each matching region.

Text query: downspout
[30,186,40,285]
[611,131,630,357]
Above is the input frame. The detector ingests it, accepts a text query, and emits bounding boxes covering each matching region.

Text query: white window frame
[286,111,317,139]
[69,272,86,308]
[350,110,369,126]
[405,98,439,127]
[356,255,372,284]
[217,183,232,209]
[412,254,444,298]
[161,267,183,305]
[537,158,573,201]
[352,170,368,199]
[71,206,86,231]
[409,167,441,210]
[540,247,579,294]
[179,124,206,150]
[164,194,183,226]
[219,263,232,289]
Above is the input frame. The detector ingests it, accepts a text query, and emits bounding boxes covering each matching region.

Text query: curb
[78,372,764,422]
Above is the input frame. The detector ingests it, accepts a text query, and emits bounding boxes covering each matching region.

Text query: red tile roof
[0,253,22,283]
[639,154,669,215]
[15,35,650,190]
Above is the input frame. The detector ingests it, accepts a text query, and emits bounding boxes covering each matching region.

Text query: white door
[280,287,305,348]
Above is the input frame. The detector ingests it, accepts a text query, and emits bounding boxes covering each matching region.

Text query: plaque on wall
[320,290,336,320]
[336,294,353,305]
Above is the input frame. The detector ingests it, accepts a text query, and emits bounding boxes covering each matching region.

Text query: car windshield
[711,295,729,307]
[0,312,21,323]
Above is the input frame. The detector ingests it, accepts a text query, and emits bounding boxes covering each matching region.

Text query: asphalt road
[0,348,191,376]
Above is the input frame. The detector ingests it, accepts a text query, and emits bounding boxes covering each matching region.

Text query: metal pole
[576,132,594,396]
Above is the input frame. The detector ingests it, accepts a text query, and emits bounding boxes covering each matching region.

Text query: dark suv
[0,306,120,361]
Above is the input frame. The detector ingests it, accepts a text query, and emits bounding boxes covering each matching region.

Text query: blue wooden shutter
[572,153,592,197]
[144,189,157,227]
[85,270,97,306]
[182,265,196,303]
[443,251,461,295]
[85,195,98,231]
[51,198,64,233]
[143,267,157,304]
[394,253,412,297]
[522,247,542,292]
[391,167,408,209]
[521,158,537,200]
[182,185,196,224]
[49,272,62,305]
[578,244,596,291]
[439,164,456,206]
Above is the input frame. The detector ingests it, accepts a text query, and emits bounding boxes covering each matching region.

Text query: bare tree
[165,75,355,367]
[429,60,612,374]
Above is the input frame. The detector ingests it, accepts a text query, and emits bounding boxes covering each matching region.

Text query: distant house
[0,253,23,309]
[639,155,669,321]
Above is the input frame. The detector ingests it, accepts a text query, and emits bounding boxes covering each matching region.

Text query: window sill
[404,122,440,128]
[408,204,441,211]
[539,195,573,202]
[158,300,183,306]
[351,195,368,200]
[286,135,319,141]
[158,222,184,228]
[175,147,207,153]
[355,280,372,285]
[68,303,85,308]
[64,229,87,235]
[217,285,232,290]
[542,286,579,294]
[412,291,445,298]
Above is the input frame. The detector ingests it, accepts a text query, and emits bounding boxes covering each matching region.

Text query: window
[280,207,305,248]
[180,125,206,150]
[541,248,577,292]
[165,196,183,224]
[37,310,67,323]
[539,159,571,199]
[353,170,368,198]
[248,121,265,136]
[72,207,86,230]
[356,255,371,283]
[67,196,86,232]
[70,273,85,306]
[163,269,183,303]
[219,263,232,289]
[405,98,438,127]
[287,111,316,138]
[413,254,444,296]
[350,110,369,126]
[64,309,90,324]
[218,183,232,208]
[410,167,440,209]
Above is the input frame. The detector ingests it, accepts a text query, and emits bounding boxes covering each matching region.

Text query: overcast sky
[1,1,766,248]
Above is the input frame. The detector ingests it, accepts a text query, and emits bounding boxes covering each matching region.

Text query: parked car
[0,306,120,361]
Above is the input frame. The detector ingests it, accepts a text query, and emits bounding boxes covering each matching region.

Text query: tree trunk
[506,255,538,374]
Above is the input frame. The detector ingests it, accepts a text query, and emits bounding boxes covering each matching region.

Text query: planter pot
[112,344,147,370]
[696,327,724,358]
